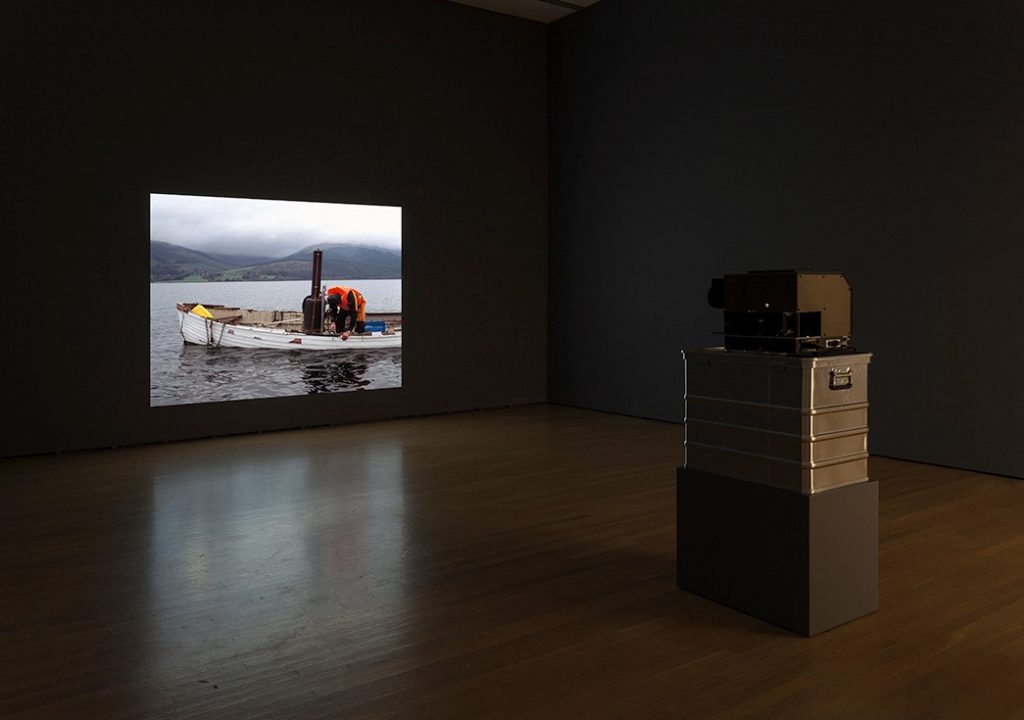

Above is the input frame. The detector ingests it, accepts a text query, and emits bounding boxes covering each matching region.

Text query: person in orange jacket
[325,285,367,338]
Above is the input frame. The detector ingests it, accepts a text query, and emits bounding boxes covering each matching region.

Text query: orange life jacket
[326,286,366,319]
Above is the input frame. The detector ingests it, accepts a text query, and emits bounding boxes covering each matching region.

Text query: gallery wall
[4,0,548,456]
[548,1,1023,477]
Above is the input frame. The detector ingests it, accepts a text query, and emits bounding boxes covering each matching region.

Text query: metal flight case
[684,348,872,494]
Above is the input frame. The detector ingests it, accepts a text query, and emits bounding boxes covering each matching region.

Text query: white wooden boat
[176,302,401,350]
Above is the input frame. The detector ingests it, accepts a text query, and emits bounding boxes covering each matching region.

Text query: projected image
[150,194,401,407]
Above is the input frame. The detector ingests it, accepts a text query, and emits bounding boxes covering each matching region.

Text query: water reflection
[293,353,371,393]
[150,345,401,405]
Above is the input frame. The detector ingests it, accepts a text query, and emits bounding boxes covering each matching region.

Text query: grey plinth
[677,467,878,636]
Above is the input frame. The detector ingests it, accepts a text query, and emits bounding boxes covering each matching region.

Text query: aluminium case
[684,348,872,494]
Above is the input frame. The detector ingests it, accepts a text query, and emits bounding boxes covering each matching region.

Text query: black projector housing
[707,270,853,354]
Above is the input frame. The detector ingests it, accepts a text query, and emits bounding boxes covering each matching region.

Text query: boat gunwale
[176,302,402,332]
[175,303,402,348]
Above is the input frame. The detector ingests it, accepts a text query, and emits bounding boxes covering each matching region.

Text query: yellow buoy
[191,304,214,319]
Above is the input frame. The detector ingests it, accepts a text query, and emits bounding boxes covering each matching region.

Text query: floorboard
[1,405,1022,719]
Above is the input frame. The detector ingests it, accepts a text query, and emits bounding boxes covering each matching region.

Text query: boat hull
[178,309,401,350]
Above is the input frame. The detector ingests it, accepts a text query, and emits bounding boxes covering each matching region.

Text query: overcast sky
[151,193,402,257]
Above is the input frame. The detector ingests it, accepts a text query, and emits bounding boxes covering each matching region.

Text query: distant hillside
[287,245,401,280]
[151,241,401,282]
[151,241,233,281]
[204,251,276,267]
[216,244,401,281]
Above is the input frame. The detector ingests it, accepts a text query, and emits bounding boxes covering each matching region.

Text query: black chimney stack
[302,249,324,333]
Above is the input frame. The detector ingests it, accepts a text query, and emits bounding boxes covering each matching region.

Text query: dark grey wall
[4,0,548,456]
[549,2,1023,477]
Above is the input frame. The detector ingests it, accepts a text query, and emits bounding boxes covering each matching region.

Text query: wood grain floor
[2,404,1022,719]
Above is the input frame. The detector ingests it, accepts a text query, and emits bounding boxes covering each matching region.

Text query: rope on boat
[178,308,225,348]
[205,317,226,348]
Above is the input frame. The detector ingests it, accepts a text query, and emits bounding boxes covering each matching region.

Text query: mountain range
[151,242,401,282]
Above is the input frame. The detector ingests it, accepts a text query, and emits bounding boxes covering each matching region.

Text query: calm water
[151,280,402,407]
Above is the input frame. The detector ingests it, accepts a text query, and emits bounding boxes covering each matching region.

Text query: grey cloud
[150,193,401,257]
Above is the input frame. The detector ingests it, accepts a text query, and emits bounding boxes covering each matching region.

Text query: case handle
[829,367,853,390]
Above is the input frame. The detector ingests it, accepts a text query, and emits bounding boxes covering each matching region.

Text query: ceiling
[448,0,600,24]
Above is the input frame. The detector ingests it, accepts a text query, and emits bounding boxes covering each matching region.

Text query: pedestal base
[677,467,878,636]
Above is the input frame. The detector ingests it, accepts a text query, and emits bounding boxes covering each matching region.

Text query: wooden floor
[2,405,1023,719]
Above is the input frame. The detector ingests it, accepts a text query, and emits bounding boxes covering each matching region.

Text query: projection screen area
[150,193,402,407]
